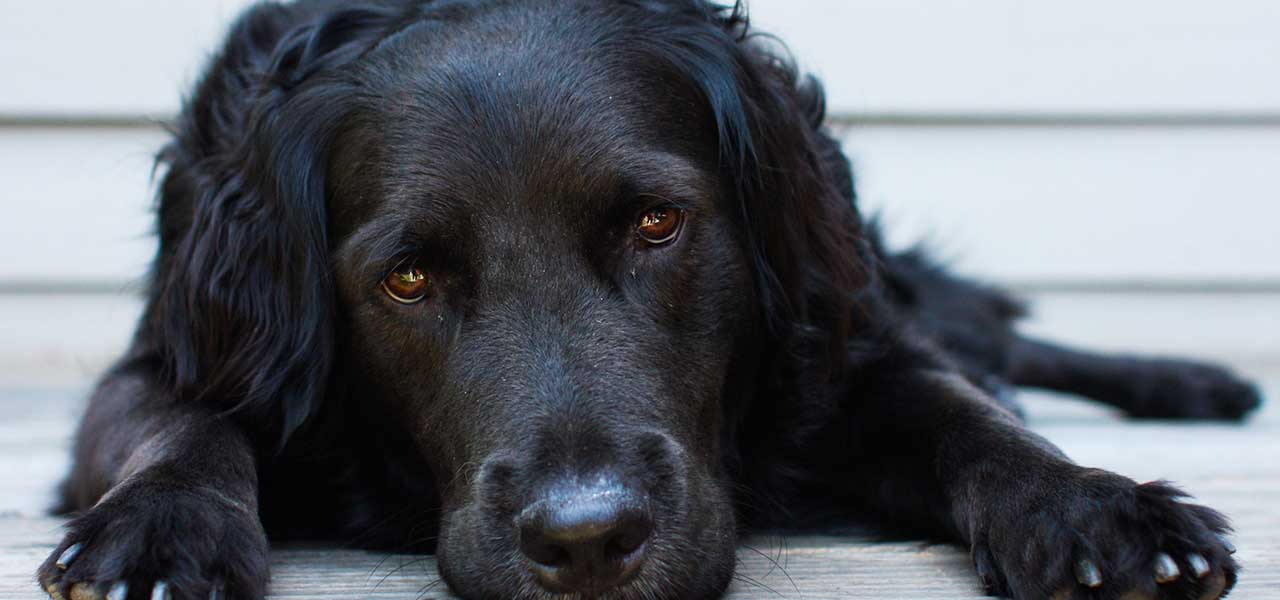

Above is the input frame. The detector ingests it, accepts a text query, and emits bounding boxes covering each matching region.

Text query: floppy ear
[729,46,873,374]
[150,4,408,445]
[644,2,874,378]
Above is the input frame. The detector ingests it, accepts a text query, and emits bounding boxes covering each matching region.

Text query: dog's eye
[381,260,430,305]
[636,207,684,245]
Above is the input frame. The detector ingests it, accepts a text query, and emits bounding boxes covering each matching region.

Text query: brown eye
[636,207,684,245]
[381,260,429,304]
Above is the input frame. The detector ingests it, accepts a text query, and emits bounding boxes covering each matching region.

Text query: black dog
[39,1,1262,599]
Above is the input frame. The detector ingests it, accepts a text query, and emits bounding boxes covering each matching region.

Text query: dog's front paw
[37,476,268,600]
[973,472,1237,600]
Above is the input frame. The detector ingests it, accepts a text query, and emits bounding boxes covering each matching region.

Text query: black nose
[517,485,654,594]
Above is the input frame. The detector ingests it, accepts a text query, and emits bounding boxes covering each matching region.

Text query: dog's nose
[517,485,653,594]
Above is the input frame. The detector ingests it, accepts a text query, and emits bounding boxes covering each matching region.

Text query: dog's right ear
[629,2,873,380]
[148,3,410,446]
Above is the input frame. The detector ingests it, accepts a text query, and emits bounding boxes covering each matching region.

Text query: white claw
[1221,537,1237,554]
[106,581,128,600]
[1074,558,1103,588]
[56,544,82,571]
[1154,552,1181,583]
[1188,554,1212,578]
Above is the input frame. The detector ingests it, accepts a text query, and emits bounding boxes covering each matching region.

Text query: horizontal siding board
[0,127,166,282]
[845,124,1280,281]
[2,1,1280,117]
[750,0,1280,115]
[3,124,1277,284]
[0,0,254,119]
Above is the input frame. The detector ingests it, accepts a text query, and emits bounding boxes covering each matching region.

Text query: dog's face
[158,1,858,596]
[325,5,756,598]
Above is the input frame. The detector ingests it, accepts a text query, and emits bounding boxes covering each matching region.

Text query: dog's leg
[1008,336,1262,420]
[842,368,1237,599]
[37,365,268,600]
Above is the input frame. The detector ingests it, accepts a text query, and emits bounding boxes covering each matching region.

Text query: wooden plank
[2,1,1279,118]
[3,124,1279,285]
[2,381,1276,599]
[0,516,997,599]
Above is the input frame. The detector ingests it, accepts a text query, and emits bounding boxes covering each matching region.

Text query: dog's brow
[337,216,418,281]
[624,151,714,202]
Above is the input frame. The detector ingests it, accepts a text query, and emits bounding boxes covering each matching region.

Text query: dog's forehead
[364,9,703,167]
[330,4,718,241]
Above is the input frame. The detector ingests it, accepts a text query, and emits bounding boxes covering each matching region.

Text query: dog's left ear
[151,4,409,446]
[732,52,871,354]
[693,7,873,377]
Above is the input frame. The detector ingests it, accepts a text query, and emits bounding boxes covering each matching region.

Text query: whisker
[373,555,431,591]
[731,572,784,597]
[415,574,446,600]
[740,539,801,598]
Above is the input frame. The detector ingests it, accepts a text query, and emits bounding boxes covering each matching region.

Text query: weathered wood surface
[2,291,1278,598]
[3,388,1277,599]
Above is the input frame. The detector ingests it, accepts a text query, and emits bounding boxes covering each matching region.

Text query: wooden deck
[2,291,1278,599]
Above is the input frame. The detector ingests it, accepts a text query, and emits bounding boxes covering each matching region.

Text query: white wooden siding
[3,124,1278,285]
[4,1,1279,117]
[847,124,1280,283]
[750,0,1280,116]
[0,0,256,119]
[1,1,1278,287]
[0,127,166,284]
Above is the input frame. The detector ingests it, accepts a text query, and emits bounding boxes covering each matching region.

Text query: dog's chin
[436,498,738,600]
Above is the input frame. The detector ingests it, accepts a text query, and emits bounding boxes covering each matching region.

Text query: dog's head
[154,1,865,598]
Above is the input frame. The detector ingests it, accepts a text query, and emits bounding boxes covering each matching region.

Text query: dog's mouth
[432,434,738,600]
